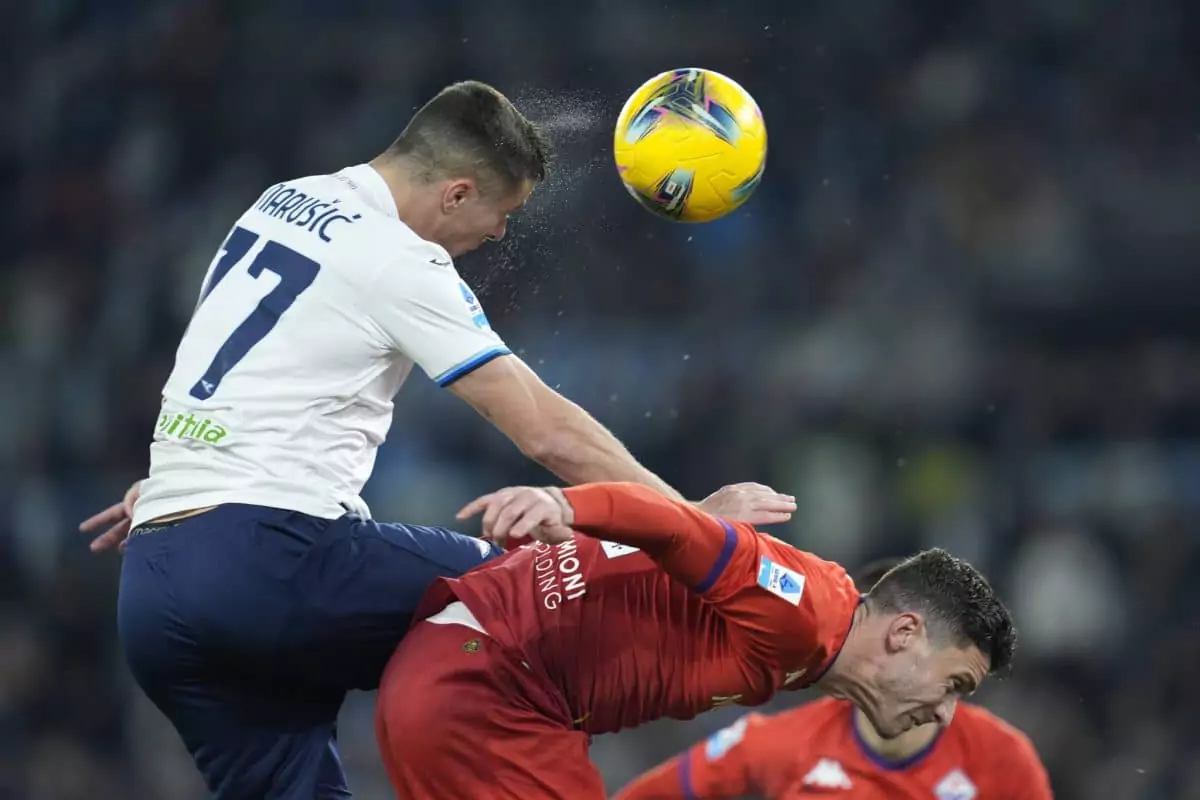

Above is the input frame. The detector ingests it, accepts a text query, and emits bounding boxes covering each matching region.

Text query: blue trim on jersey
[695,518,738,593]
[433,346,512,387]
[850,702,944,770]
[678,751,698,799]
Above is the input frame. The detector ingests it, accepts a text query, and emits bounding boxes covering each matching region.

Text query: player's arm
[462,482,842,654]
[449,355,684,499]
[614,714,763,800]
[561,482,753,590]
[462,481,798,597]
[368,255,682,499]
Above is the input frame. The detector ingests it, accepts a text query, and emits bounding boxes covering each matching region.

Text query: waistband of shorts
[129,507,217,538]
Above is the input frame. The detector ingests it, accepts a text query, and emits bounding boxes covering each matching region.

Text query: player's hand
[457,486,576,548]
[79,480,142,553]
[696,482,796,525]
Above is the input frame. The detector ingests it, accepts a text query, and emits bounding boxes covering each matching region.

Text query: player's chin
[871,711,911,740]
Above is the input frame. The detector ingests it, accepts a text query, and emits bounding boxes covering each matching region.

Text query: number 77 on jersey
[189,226,320,401]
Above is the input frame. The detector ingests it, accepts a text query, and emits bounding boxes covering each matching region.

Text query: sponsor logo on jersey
[935,769,977,800]
[458,282,491,330]
[704,716,749,760]
[600,541,639,559]
[802,758,853,789]
[156,410,229,445]
[532,539,587,609]
[756,556,806,606]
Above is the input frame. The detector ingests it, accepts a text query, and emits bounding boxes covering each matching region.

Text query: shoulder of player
[747,698,849,737]
[747,531,860,606]
[953,703,1042,758]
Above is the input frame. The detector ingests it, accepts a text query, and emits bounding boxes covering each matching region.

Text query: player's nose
[488,218,508,242]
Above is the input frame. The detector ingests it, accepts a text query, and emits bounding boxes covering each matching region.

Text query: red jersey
[614,698,1053,800]
[416,483,860,736]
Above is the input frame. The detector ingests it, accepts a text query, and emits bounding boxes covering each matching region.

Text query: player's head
[377,81,551,257]
[855,549,1015,739]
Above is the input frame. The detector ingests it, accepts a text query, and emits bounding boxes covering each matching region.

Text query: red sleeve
[563,482,747,592]
[991,730,1054,800]
[564,483,859,666]
[613,714,765,800]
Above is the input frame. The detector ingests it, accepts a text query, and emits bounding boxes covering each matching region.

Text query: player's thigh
[376,621,606,800]
[121,542,348,800]
[293,516,502,690]
[139,664,349,800]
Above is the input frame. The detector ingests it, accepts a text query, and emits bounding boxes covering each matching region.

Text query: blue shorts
[117,504,501,800]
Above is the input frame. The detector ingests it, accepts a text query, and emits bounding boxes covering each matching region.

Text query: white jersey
[132,164,509,527]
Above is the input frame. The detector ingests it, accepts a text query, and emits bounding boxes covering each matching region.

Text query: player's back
[680,698,1049,799]
[425,537,745,735]
[133,165,502,527]
[421,524,853,737]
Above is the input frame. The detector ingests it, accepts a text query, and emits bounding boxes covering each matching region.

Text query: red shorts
[375,617,607,800]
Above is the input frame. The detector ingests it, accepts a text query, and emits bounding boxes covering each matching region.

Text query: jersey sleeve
[368,254,510,386]
[563,482,752,592]
[613,714,765,800]
[564,483,858,663]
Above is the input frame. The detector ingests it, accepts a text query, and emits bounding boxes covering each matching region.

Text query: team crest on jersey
[600,541,639,559]
[458,282,491,330]
[934,769,977,800]
[703,716,748,760]
[756,557,806,606]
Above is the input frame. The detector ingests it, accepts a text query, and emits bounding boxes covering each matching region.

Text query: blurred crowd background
[4,0,1200,798]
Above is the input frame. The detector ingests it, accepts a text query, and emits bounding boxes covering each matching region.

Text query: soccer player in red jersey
[615,559,1052,800]
[375,484,1016,799]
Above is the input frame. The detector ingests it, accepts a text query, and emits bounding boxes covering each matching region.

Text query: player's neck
[851,707,940,763]
[367,157,444,244]
[814,605,887,721]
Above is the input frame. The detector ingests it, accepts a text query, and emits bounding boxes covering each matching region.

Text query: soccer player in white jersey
[79,81,795,800]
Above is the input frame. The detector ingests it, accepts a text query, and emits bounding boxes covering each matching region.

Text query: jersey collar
[335,164,399,219]
[849,704,944,771]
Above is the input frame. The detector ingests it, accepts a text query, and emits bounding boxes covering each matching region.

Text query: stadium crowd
[3,0,1199,797]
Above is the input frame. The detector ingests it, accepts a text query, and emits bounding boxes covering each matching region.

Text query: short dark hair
[854,557,905,591]
[385,81,551,195]
[863,548,1016,674]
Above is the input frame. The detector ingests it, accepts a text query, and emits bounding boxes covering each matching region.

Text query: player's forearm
[523,399,684,500]
[563,482,736,589]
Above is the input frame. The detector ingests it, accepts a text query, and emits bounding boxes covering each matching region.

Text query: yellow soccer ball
[614,68,767,223]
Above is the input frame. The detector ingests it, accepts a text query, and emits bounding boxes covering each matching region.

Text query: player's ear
[885,612,924,654]
[442,179,478,214]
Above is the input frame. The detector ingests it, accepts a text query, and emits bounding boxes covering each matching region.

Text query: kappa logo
[935,769,977,800]
[802,758,852,789]
[756,556,806,606]
[600,541,640,559]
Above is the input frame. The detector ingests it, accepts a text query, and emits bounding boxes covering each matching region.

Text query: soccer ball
[614,68,767,223]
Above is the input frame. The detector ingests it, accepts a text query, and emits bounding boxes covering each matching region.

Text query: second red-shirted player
[614,559,1052,800]
[375,483,1016,799]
